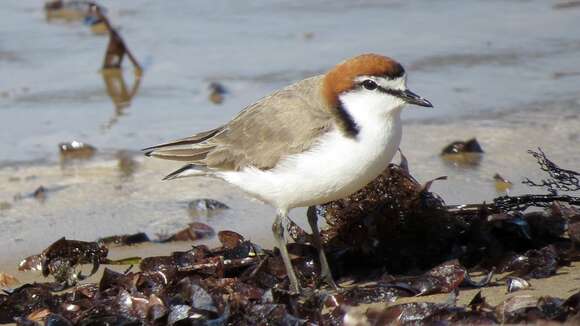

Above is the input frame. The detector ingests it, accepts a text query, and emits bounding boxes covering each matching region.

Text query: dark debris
[58,141,96,160]
[344,290,580,325]
[441,138,484,155]
[4,151,580,324]
[187,199,230,219]
[523,148,580,194]
[98,232,150,247]
[208,82,227,105]
[440,138,484,167]
[160,223,216,243]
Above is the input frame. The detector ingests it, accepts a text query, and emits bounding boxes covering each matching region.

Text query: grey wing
[144,76,334,174]
[143,127,225,161]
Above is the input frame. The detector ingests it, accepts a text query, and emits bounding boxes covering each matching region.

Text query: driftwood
[88,4,142,72]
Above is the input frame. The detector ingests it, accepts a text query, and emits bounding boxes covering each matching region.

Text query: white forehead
[354,75,407,91]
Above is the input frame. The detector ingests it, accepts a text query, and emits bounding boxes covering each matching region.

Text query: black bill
[400,89,433,108]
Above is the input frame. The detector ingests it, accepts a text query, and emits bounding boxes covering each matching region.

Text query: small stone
[33,186,47,201]
[59,141,97,159]
[218,230,244,249]
[188,199,229,218]
[505,276,532,293]
[441,138,484,166]
[164,223,215,242]
[208,82,227,104]
[441,138,484,155]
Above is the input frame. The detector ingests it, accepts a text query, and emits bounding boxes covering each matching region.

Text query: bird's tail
[162,164,213,181]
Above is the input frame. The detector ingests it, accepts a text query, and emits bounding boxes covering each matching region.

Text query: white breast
[218,110,402,211]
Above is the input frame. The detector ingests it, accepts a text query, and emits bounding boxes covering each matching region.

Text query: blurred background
[1,0,579,268]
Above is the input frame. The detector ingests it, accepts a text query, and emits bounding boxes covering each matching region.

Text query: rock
[441,138,484,166]
[162,222,215,242]
[187,199,229,218]
[33,186,47,202]
[506,276,532,293]
[208,82,227,104]
[58,141,96,160]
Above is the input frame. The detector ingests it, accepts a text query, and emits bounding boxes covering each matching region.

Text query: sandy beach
[1,0,580,323]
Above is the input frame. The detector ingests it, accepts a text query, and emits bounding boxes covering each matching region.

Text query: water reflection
[44,0,92,22]
[100,69,142,130]
[116,150,139,180]
[91,2,144,130]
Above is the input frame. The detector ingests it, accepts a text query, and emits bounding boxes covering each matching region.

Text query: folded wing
[143,76,334,177]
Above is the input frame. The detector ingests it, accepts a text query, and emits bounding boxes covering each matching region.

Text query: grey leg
[307,207,339,290]
[272,210,301,294]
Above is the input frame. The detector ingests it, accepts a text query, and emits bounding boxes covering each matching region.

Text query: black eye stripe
[359,81,403,98]
[379,87,404,97]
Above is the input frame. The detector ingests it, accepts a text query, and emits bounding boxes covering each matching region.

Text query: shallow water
[1,0,580,163]
[0,1,579,270]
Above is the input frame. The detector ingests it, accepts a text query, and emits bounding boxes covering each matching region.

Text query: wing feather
[144,75,334,173]
[142,127,224,152]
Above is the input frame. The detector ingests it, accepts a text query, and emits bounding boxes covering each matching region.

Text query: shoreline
[1,99,579,278]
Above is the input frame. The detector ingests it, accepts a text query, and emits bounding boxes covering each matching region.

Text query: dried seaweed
[451,149,580,212]
[494,194,580,211]
[98,233,150,247]
[159,223,215,243]
[343,290,580,325]
[36,238,108,290]
[5,150,580,324]
[523,148,580,194]
[312,164,462,276]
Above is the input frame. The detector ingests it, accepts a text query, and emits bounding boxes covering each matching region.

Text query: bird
[143,53,433,294]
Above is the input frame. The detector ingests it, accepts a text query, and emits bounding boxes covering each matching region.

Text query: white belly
[218,114,402,211]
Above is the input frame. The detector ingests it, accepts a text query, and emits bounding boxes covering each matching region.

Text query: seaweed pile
[342,289,580,324]
[314,149,579,278]
[1,149,580,325]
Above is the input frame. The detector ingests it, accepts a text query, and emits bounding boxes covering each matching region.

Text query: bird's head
[323,54,432,122]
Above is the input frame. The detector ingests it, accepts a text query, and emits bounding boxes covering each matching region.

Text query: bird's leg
[307,207,339,290]
[272,211,301,294]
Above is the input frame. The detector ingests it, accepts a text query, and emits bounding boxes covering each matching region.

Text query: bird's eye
[362,80,378,90]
